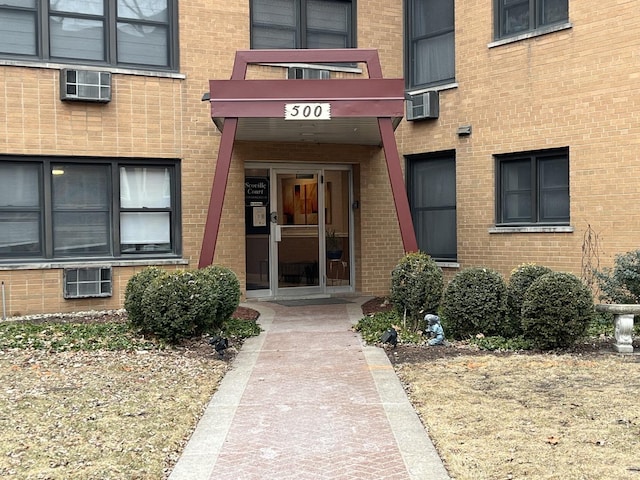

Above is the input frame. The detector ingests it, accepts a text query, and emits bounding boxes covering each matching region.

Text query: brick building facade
[0,1,638,316]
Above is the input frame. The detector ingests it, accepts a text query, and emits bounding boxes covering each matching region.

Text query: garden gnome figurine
[424,314,445,346]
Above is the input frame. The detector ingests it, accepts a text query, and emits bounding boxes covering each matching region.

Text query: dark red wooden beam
[378,117,419,252]
[198,118,238,268]
[208,79,404,118]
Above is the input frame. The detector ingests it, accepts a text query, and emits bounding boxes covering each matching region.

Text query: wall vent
[63,267,112,299]
[406,90,439,121]
[288,67,330,80]
[60,69,112,103]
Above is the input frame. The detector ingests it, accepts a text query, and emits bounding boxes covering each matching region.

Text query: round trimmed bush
[521,272,594,350]
[140,270,219,343]
[390,252,443,331]
[124,266,165,332]
[506,264,553,337]
[200,265,241,327]
[441,267,508,339]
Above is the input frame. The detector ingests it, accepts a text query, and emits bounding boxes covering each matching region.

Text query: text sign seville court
[284,103,331,120]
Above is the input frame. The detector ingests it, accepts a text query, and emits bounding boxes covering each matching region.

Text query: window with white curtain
[0,0,177,70]
[0,158,180,261]
[251,0,354,49]
[120,166,172,253]
[407,151,457,261]
[406,0,455,89]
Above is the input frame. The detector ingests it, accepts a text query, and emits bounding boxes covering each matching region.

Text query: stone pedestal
[595,304,640,354]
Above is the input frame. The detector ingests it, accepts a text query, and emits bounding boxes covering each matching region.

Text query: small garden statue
[424,314,445,346]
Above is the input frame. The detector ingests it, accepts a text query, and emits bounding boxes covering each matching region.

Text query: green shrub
[222,318,262,339]
[441,267,508,339]
[200,265,241,326]
[506,264,553,337]
[521,272,594,350]
[595,249,640,304]
[390,252,443,331]
[124,267,165,331]
[140,270,219,343]
[354,310,423,345]
[355,311,400,344]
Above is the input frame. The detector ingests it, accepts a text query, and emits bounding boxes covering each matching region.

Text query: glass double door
[245,166,351,297]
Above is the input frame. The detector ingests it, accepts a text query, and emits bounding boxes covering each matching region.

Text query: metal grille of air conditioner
[406,90,439,121]
[63,267,113,299]
[60,69,112,103]
[287,67,330,80]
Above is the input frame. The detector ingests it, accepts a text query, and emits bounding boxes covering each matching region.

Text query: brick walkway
[168,297,450,480]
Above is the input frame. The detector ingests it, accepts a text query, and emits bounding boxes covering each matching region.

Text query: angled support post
[198,118,238,268]
[378,117,418,253]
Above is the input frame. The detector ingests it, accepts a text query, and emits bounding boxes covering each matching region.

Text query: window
[405,0,455,89]
[495,0,568,39]
[0,0,178,70]
[251,0,355,49]
[0,158,180,261]
[496,148,569,225]
[407,152,457,261]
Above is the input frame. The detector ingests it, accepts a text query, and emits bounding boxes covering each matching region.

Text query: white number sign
[284,103,331,120]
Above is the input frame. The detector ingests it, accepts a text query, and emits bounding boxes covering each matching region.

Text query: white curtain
[120,167,171,208]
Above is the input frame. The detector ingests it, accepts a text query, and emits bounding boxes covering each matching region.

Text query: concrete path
[168,297,450,480]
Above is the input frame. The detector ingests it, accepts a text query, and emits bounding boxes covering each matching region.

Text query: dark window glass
[406,0,455,88]
[0,0,176,70]
[52,164,111,256]
[117,0,169,66]
[0,3,37,55]
[50,17,105,61]
[251,0,353,50]
[0,163,42,256]
[497,0,568,39]
[0,158,180,261]
[497,148,569,225]
[408,152,457,261]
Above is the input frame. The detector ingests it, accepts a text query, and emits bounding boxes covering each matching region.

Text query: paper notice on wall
[253,206,267,227]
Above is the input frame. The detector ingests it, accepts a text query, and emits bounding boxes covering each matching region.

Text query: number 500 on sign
[284,103,331,120]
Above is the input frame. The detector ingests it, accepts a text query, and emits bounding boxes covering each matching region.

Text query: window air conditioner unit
[60,69,112,103]
[406,90,439,121]
[288,67,330,80]
[63,266,113,299]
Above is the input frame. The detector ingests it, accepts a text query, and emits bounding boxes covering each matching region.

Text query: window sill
[435,261,460,269]
[489,225,574,234]
[0,258,189,271]
[488,22,573,49]
[406,82,458,96]
[0,59,186,79]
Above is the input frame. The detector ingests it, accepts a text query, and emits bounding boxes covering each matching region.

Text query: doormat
[272,298,353,307]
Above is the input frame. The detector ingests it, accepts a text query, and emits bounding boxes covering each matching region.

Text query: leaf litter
[0,313,231,480]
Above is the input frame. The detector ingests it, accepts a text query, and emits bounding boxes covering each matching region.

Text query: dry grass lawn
[0,348,226,479]
[397,353,640,479]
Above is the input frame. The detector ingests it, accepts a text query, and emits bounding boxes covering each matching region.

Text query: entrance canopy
[199,49,418,268]
[207,49,404,145]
